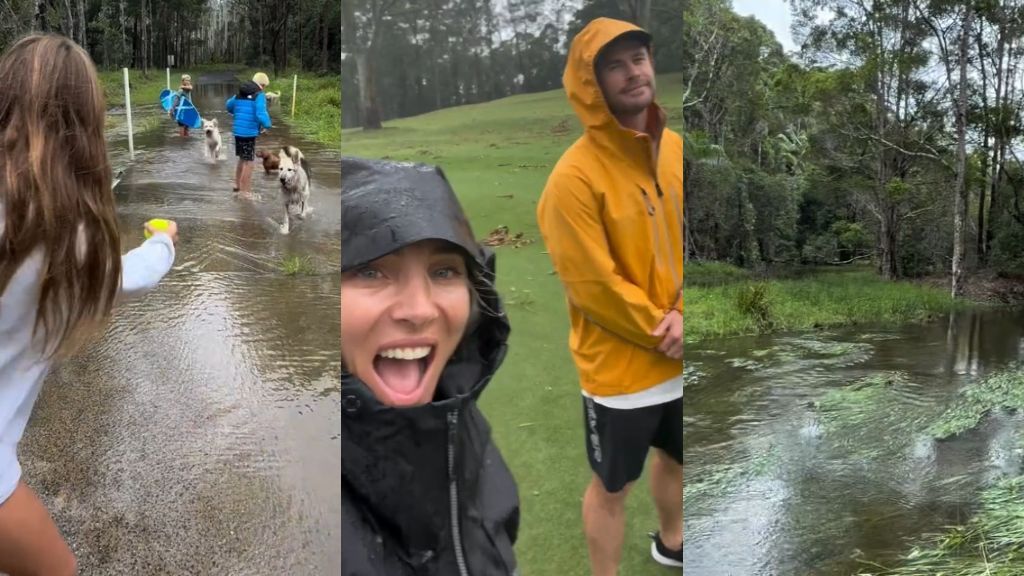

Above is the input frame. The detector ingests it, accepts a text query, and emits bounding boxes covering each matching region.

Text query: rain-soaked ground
[18,72,340,574]
[685,307,1024,575]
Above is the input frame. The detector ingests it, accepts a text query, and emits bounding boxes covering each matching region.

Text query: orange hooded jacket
[537,18,683,397]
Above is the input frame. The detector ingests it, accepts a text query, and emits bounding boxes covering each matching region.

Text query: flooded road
[684,308,1024,575]
[18,72,341,574]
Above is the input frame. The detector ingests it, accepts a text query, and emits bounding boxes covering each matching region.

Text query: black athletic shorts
[235,136,256,161]
[582,395,683,493]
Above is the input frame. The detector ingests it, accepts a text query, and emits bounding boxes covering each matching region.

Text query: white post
[166,67,170,90]
[123,68,134,160]
[291,74,298,119]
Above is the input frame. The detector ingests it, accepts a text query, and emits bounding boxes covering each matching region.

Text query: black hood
[341,156,489,273]
[238,80,261,98]
[339,155,510,404]
[339,156,512,563]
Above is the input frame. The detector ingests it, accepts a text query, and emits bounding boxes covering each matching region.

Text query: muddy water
[684,308,1024,575]
[18,73,340,574]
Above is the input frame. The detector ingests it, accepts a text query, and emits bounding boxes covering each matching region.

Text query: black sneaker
[649,531,683,568]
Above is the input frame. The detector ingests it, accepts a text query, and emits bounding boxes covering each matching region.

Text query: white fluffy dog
[202,118,222,160]
[276,145,312,234]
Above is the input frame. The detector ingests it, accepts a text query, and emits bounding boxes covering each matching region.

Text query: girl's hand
[145,220,178,245]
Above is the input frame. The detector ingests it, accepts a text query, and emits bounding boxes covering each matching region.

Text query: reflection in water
[685,308,1024,576]
[18,73,340,574]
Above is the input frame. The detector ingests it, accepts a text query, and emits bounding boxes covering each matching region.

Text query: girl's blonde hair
[0,34,120,358]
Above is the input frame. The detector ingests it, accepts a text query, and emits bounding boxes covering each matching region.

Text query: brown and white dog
[256,149,280,173]
[276,145,312,234]
[265,91,281,105]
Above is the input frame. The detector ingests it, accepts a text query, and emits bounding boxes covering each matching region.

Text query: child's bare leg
[242,161,254,194]
[0,481,77,576]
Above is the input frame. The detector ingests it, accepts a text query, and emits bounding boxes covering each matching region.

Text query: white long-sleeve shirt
[0,232,175,503]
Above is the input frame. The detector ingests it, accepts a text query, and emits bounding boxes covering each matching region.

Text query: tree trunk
[120,0,126,66]
[879,209,899,280]
[76,0,86,49]
[36,0,47,32]
[873,16,895,280]
[140,0,148,76]
[951,7,972,298]
[355,52,382,130]
[975,16,991,266]
[619,0,651,30]
[62,0,71,38]
[321,15,328,72]
[978,129,989,265]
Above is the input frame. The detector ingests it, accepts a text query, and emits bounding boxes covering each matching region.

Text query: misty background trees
[684,0,1024,295]
[341,0,683,129]
[0,0,341,76]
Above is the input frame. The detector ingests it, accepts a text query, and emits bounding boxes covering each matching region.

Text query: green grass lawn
[343,73,684,575]
[98,68,171,109]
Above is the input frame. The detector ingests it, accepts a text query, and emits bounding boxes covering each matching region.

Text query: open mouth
[372,345,435,403]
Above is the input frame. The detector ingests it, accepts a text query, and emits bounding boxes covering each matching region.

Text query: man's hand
[652,309,682,360]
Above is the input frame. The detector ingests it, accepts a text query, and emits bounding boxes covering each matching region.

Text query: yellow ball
[144,218,172,239]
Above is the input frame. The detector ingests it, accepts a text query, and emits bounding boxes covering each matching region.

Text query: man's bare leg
[649,448,683,550]
[582,475,632,576]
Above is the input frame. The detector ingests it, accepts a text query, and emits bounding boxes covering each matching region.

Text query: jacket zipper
[640,187,665,274]
[654,181,683,302]
[448,410,470,576]
[643,184,682,306]
[647,137,683,308]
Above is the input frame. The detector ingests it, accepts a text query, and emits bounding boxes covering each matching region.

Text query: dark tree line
[0,0,341,75]
[342,0,683,129]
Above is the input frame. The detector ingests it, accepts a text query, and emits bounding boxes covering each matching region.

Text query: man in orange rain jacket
[537,17,683,575]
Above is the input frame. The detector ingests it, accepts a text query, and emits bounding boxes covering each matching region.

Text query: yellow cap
[253,72,270,87]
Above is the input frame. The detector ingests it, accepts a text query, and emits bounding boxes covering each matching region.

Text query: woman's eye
[433,266,463,280]
[355,267,382,280]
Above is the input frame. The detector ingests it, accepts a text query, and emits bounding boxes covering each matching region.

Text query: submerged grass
[858,476,1024,575]
[99,69,173,140]
[816,372,940,460]
[686,446,781,512]
[278,255,318,276]
[852,368,1024,574]
[928,369,1024,440]
[685,267,964,343]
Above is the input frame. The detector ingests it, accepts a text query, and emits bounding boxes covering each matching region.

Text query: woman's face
[340,240,472,407]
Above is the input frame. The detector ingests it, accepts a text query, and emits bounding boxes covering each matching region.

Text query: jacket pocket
[481,518,518,575]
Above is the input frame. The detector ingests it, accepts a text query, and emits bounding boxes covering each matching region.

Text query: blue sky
[732,0,796,52]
